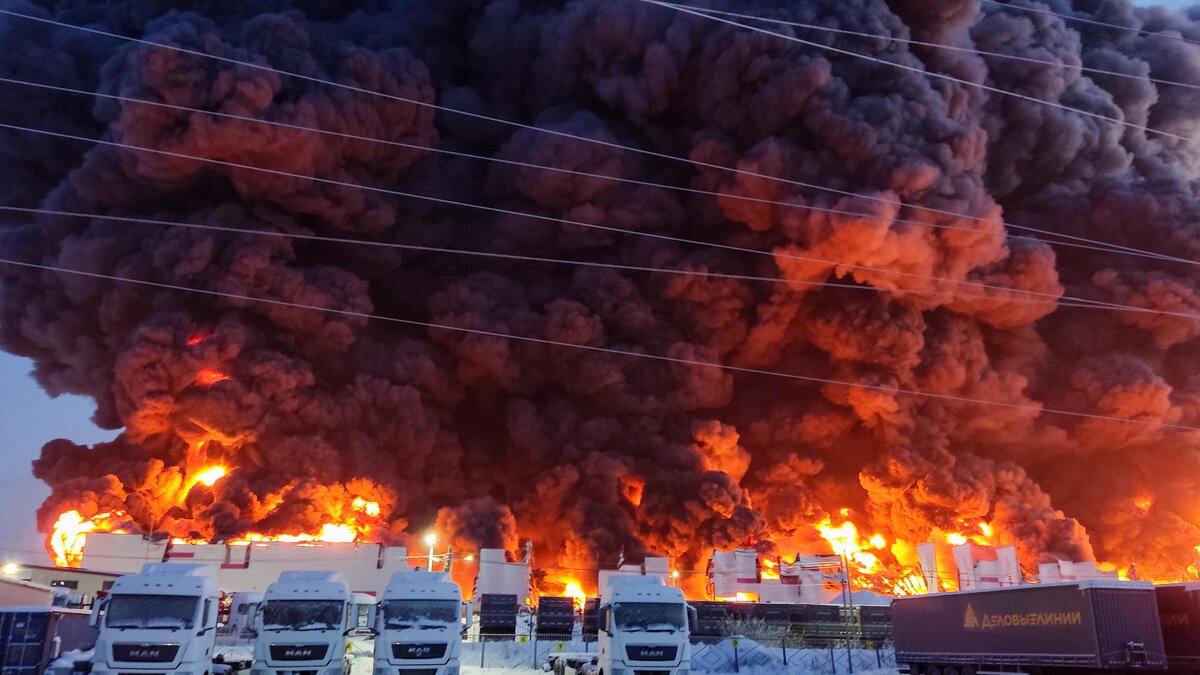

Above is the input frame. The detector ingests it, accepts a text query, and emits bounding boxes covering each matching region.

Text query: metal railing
[458,628,895,673]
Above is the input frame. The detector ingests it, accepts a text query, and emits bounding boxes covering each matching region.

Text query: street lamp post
[840,553,855,674]
[425,533,437,572]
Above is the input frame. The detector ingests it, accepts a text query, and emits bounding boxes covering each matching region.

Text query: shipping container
[536,596,574,637]
[894,581,1166,675]
[1154,583,1200,672]
[0,607,97,675]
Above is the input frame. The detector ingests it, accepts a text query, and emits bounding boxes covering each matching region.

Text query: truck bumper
[375,666,460,675]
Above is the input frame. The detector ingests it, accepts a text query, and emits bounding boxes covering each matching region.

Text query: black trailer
[1154,583,1200,672]
[894,581,1166,675]
[581,597,599,641]
[537,596,575,637]
[857,605,893,642]
[0,607,97,675]
[688,601,731,641]
[478,593,519,639]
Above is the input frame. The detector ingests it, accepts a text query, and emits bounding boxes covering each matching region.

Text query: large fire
[50,510,128,567]
[49,459,386,567]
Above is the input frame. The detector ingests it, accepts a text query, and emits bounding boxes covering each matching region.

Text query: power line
[2,255,1198,432]
[0,204,1063,309]
[0,74,1193,269]
[9,121,1200,323]
[14,121,1200,323]
[1,121,1096,308]
[670,2,1200,93]
[637,0,1192,143]
[981,0,1200,48]
[0,7,1185,265]
[6,205,1197,321]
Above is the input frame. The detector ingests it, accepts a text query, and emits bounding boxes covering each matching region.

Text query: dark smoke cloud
[4,0,1200,581]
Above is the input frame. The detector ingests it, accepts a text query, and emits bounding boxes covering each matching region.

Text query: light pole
[425,533,437,571]
[840,553,855,673]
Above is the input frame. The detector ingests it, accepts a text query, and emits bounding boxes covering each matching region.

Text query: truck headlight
[442,668,460,675]
[373,667,388,675]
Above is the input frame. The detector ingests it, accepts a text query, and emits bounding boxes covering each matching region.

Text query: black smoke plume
[4,0,1200,582]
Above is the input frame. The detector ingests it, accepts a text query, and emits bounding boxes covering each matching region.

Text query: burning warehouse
[3,0,1200,594]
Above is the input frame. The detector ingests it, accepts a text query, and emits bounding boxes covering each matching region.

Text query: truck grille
[625,645,677,662]
[112,644,180,663]
[268,644,330,661]
[390,642,447,660]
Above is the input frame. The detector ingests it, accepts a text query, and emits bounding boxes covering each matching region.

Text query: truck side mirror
[599,606,610,633]
[687,606,697,631]
[89,596,110,628]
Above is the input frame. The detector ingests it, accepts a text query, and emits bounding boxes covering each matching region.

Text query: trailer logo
[963,604,1082,630]
[1162,613,1191,627]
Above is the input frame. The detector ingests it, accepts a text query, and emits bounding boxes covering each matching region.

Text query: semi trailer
[0,607,97,675]
[1154,583,1200,673]
[894,580,1166,675]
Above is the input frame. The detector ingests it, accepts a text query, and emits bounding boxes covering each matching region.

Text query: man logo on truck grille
[962,604,1082,630]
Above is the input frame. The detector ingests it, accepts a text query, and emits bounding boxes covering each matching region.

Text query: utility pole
[840,553,854,673]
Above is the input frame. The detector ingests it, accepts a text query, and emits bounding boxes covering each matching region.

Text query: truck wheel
[926,666,941,675]
[961,667,976,675]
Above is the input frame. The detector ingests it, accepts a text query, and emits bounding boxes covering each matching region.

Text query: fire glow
[194,367,230,387]
[48,465,386,567]
[49,510,126,567]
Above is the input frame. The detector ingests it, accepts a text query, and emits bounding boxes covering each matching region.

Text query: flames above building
[6,0,1200,590]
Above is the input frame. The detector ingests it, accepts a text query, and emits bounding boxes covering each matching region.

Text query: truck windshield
[613,602,684,632]
[262,600,344,631]
[383,600,459,628]
[105,595,199,630]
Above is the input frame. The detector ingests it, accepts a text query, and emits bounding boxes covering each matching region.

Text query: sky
[0,0,1193,567]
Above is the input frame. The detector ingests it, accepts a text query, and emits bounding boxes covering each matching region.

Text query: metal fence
[459,630,895,673]
[690,637,896,674]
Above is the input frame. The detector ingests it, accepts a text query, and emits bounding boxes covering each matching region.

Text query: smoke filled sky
[6,0,1200,585]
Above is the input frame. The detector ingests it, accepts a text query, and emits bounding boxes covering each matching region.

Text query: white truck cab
[373,571,465,675]
[596,576,692,675]
[250,571,355,675]
[90,562,221,675]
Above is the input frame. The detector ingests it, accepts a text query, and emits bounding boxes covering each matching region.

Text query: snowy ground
[347,635,899,675]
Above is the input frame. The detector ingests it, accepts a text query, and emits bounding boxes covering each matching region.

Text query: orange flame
[189,465,227,490]
[761,557,780,581]
[352,497,381,517]
[186,331,213,347]
[818,516,882,572]
[195,367,230,386]
[563,581,586,610]
[49,510,127,567]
